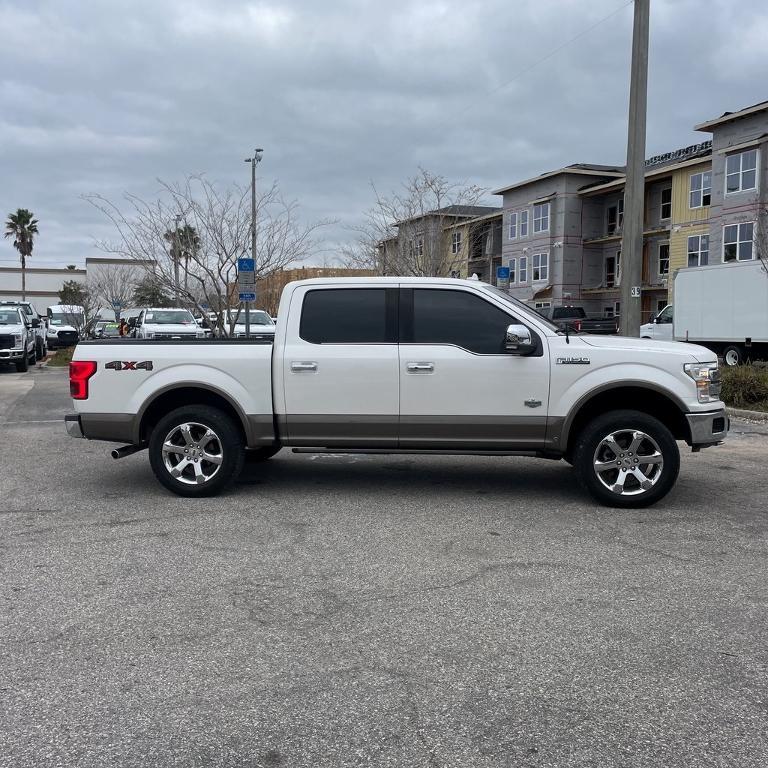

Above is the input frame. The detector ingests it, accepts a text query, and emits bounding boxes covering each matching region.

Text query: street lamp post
[244,149,263,337]
[173,214,181,305]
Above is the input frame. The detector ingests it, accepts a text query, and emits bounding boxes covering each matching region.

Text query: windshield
[480,285,560,333]
[144,310,195,325]
[49,313,83,326]
[232,310,274,326]
[0,310,23,325]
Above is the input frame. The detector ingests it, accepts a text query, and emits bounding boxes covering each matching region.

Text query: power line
[456,0,634,118]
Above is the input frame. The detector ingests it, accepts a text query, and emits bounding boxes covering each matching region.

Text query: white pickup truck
[65,277,727,507]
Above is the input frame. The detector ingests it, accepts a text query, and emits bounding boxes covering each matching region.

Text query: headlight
[144,332,153,339]
[684,362,721,403]
[14,333,23,346]
[196,331,205,338]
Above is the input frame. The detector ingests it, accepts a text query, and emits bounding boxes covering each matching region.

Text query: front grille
[153,332,197,340]
[58,331,78,343]
[0,334,13,350]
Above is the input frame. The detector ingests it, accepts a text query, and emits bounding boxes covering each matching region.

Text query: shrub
[720,364,768,409]
[46,346,75,367]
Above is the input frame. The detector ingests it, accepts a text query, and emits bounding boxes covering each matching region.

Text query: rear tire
[148,405,245,497]
[722,345,744,367]
[573,409,680,508]
[244,446,281,463]
[36,338,44,359]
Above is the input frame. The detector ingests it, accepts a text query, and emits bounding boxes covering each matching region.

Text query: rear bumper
[65,414,84,438]
[686,408,728,447]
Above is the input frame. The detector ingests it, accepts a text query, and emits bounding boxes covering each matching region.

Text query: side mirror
[31,318,41,328]
[505,324,536,355]
[652,317,658,324]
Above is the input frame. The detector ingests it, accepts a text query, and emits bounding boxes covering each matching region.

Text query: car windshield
[144,310,194,325]
[0,310,22,325]
[233,311,273,326]
[49,313,82,326]
[480,285,560,333]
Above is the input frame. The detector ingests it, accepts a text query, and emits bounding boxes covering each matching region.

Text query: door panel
[282,286,399,447]
[399,287,550,449]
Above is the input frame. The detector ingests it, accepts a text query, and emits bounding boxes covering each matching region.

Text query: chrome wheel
[161,421,223,485]
[592,429,664,497]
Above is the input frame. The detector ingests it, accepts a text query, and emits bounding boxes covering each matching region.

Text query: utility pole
[244,149,263,337]
[620,0,650,337]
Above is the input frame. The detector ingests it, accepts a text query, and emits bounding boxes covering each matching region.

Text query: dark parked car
[536,306,618,335]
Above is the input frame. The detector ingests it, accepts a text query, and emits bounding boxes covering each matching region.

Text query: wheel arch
[137,384,251,445]
[561,383,691,457]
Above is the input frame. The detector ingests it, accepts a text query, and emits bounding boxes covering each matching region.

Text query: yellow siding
[669,222,709,302]
[671,160,711,225]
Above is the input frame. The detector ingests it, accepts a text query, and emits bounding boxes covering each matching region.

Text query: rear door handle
[291,361,317,372]
[406,362,434,373]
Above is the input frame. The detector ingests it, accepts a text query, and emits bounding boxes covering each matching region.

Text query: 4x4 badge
[105,360,153,371]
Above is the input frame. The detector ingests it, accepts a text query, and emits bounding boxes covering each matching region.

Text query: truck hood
[144,323,199,333]
[233,324,275,333]
[0,324,25,334]
[579,334,717,363]
[49,324,77,333]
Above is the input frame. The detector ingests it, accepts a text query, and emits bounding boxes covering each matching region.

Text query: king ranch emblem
[556,357,590,365]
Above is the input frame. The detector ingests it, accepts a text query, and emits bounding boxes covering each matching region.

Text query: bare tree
[85,175,331,335]
[342,168,488,277]
[88,263,139,320]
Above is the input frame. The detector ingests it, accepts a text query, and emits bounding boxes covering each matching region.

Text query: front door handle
[406,362,434,373]
[291,361,318,372]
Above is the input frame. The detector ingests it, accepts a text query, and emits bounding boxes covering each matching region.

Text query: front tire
[15,354,29,373]
[573,410,680,508]
[148,405,245,497]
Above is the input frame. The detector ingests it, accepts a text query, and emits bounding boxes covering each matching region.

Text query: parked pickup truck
[65,277,727,508]
[537,305,618,335]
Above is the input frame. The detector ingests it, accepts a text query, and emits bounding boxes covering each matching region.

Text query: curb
[726,406,768,422]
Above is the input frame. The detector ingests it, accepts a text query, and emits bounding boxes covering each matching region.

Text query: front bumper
[686,408,728,447]
[65,414,84,439]
[0,347,25,360]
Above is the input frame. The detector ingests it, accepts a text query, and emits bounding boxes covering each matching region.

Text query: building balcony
[583,224,671,245]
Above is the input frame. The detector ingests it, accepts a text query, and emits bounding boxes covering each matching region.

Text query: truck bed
[71,339,275,447]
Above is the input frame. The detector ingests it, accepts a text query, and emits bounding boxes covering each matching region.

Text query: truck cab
[640,305,674,341]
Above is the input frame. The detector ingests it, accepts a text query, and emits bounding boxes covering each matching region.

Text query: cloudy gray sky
[1,0,766,267]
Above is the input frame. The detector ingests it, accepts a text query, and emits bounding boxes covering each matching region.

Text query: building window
[660,188,672,220]
[607,198,624,234]
[508,212,517,240]
[605,251,621,288]
[519,255,528,283]
[725,149,758,194]
[509,258,516,284]
[687,234,709,267]
[533,202,550,233]
[689,171,712,208]
[451,231,462,254]
[656,299,667,314]
[614,300,621,318]
[532,252,549,281]
[723,222,754,261]
[658,242,670,277]
[604,306,615,318]
[534,301,551,309]
[519,210,529,237]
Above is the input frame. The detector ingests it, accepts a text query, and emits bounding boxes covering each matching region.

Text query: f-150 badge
[556,357,590,365]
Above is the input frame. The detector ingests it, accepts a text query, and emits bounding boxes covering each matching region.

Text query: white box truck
[673,261,768,366]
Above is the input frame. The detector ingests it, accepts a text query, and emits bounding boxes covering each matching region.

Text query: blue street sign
[496,266,510,280]
[237,258,255,272]
[239,292,256,302]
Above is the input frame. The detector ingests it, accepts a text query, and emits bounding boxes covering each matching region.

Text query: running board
[291,448,562,459]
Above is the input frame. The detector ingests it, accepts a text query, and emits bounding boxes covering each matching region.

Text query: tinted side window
[300,289,391,344]
[552,307,585,319]
[410,289,514,354]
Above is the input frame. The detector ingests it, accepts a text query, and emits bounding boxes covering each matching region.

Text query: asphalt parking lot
[1,364,767,768]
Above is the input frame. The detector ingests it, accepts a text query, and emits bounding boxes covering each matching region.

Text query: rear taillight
[69,360,97,400]
[573,320,582,332]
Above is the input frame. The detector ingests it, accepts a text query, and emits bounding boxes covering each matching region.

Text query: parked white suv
[131,308,207,340]
[0,306,37,371]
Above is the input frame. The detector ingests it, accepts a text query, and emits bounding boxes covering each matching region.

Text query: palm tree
[4,209,39,301]
[164,222,200,294]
